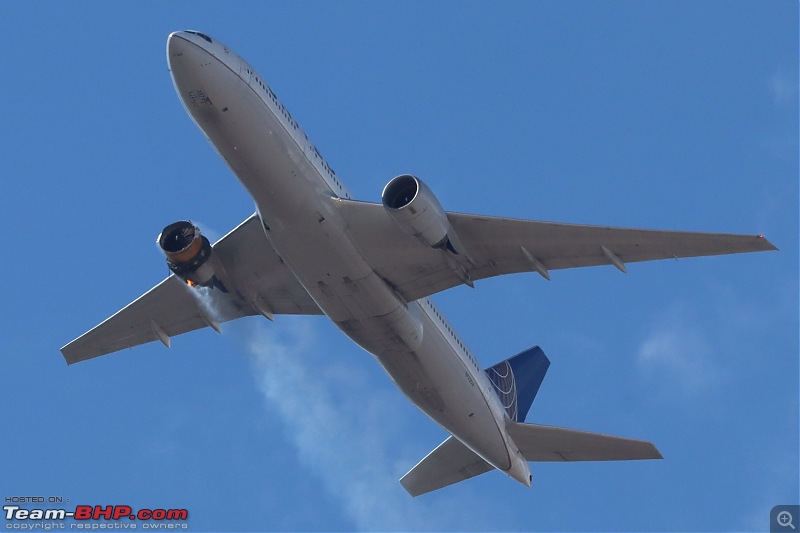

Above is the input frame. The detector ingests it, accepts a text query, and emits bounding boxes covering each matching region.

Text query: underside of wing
[334,199,776,302]
[61,214,321,364]
[60,276,243,365]
[507,420,663,462]
[212,215,323,316]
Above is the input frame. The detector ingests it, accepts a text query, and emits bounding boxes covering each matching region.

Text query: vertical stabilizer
[400,346,552,496]
[484,346,550,422]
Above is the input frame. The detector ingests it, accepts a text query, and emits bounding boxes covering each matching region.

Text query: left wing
[334,199,777,303]
[61,215,322,364]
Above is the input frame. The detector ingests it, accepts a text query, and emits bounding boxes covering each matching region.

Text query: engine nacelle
[382,174,451,249]
[157,221,227,291]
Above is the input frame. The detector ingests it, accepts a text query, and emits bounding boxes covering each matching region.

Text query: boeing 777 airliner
[61,31,776,496]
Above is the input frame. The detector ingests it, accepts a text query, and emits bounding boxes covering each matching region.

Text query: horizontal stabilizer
[506,420,663,462]
[400,436,492,497]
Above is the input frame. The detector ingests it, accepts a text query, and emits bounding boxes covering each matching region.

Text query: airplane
[61,31,777,496]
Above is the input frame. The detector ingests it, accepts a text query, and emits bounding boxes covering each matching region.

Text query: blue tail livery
[400,345,661,496]
[485,345,550,423]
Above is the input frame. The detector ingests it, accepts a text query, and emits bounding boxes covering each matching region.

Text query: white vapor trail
[241,318,497,531]
[188,286,225,327]
[163,220,519,528]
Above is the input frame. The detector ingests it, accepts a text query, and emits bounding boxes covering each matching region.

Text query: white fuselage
[167,31,531,486]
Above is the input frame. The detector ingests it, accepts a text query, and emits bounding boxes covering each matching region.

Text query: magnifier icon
[778,511,796,530]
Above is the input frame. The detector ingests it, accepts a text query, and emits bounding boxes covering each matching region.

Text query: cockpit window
[185,31,212,44]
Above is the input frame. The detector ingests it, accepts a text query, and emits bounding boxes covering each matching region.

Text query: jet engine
[381,174,469,258]
[157,221,227,291]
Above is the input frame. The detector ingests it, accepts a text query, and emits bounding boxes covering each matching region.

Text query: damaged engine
[157,221,227,292]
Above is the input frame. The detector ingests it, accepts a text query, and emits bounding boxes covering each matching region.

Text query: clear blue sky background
[1,2,797,531]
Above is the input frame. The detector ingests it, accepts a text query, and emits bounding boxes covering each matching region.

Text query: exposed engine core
[157,221,226,291]
[382,174,451,249]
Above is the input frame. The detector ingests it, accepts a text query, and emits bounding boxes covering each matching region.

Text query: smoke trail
[246,319,415,529]
[154,224,501,525]
[187,285,226,328]
[242,318,496,531]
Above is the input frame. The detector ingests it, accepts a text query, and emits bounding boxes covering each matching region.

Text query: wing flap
[400,436,493,497]
[506,420,663,462]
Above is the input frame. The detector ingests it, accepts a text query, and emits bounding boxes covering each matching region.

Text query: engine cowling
[157,221,227,291]
[382,174,451,249]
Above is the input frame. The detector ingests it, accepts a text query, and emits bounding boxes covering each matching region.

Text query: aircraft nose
[167,30,216,57]
[167,30,216,75]
[167,31,192,57]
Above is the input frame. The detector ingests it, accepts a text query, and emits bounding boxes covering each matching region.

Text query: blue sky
[1,2,797,531]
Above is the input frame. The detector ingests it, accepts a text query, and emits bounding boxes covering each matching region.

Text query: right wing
[506,420,663,462]
[335,199,777,303]
[61,214,321,364]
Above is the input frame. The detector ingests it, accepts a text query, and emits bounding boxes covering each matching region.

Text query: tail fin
[485,345,550,422]
[400,346,550,496]
[400,345,661,496]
